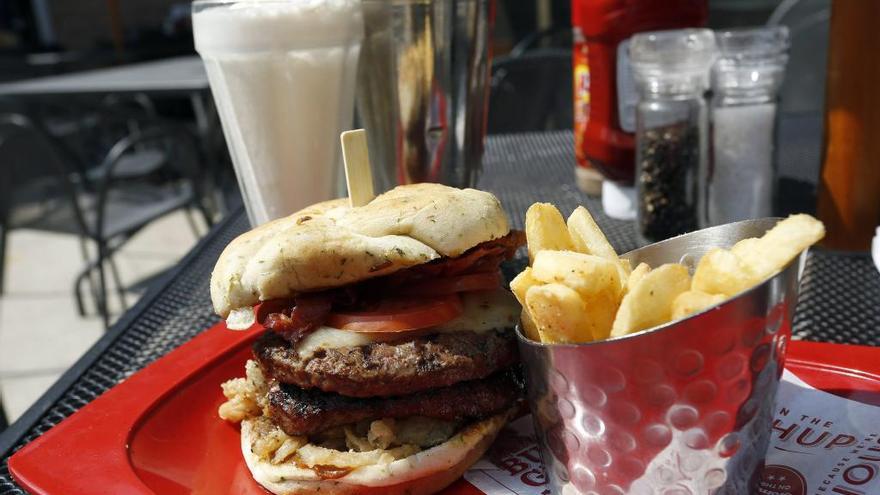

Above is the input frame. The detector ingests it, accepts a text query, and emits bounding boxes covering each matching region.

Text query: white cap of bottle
[601,180,636,221]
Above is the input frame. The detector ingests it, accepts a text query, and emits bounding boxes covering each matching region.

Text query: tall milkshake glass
[193,0,363,226]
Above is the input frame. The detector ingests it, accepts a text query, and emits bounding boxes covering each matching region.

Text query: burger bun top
[210,184,509,317]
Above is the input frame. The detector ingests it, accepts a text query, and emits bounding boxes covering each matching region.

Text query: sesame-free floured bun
[210,183,510,318]
[239,409,514,495]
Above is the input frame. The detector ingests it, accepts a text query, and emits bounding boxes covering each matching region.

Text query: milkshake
[193,0,363,225]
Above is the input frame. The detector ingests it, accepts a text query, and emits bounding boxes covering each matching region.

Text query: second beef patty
[267,370,521,436]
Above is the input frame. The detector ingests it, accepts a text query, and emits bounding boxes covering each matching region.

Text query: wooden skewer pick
[340,129,375,208]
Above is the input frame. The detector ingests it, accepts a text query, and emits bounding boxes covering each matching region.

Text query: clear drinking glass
[630,28,718,244]
[192,0,363,226]
[356,0,493,192]
[708,26,789,226]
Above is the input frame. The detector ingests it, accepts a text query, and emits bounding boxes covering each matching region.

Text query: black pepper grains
[637,120,699,242]
[629,29,717,245]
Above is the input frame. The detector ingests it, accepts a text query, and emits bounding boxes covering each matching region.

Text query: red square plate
[8,324,880,495]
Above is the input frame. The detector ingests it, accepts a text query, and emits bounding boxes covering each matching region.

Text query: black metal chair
[0,113,212,328]
[0,113,91,294]
[75,94,170,183]
[488,48,573,134]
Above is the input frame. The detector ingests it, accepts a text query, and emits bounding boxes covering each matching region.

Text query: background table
[1,131,878,494]
[0,56,207,96]
[0,56,215,141]
[0,56,213,129]
[0,55,227,216]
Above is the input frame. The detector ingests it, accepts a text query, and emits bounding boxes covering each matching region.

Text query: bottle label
[616,38,639,133]
[573,37,590,165]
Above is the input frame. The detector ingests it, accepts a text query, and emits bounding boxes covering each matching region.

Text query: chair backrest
[92,121,204,237]
[0,112,90,232]
[488,48,573,134]
[72,94,160,165]
[2,98,101,181]
[97,121,203,181]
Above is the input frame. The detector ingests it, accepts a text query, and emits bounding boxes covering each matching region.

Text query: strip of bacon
[382,230,525,284]
[263,294,332,344]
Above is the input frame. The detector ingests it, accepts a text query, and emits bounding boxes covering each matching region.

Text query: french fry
[627,262,651,293]
[694,215,824,298]
[610,263,691,337]
[734,214,825,280]
[525,283,594,343]
[671,290,727,320]
[619,258,633,276]
[531,250,623,299]
[692,248,760,297]
[616,259,633,296]
[583,290,621,341]
[519,308,543,342]
[566,206,618,260]
[525,203,575,263]
[510,267,541,307]
[730,237,760,258]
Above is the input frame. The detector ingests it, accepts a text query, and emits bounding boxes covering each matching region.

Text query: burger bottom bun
[241,409,515,495]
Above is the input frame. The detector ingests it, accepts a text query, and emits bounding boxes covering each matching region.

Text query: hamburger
[214,183,525,495]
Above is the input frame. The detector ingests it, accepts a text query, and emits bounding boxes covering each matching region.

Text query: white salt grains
[708,103,777,225]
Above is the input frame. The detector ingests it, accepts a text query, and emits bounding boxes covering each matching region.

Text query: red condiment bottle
[572,0,709,193]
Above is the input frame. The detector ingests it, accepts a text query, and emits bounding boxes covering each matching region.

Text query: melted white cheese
[295,289,520,358]
[295,328,376,358]
[433,288,520,333]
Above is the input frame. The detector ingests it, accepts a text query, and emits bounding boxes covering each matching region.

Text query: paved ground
[0,210,204,422]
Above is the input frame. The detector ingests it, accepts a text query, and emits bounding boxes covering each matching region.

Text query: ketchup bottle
[573,0,709,193]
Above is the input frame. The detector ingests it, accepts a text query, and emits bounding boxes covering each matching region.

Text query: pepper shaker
[707,26,789,226]
[629,29,718,244]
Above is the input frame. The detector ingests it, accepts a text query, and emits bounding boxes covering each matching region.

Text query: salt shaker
[707,26,789,226]
[629,29,718,244]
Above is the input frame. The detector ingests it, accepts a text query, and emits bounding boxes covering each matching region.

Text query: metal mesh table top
[1,131,878,494]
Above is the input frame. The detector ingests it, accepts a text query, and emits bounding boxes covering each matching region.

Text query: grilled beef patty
[267,370,520,436]
[253,329,518,398]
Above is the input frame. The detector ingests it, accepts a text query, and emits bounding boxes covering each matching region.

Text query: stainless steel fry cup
[517,218,803,495]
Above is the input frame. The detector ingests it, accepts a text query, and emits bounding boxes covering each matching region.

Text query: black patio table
[0,56,217,147]
[1,131,878,494]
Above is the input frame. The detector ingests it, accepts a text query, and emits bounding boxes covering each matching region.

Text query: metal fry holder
[517,218,803,495]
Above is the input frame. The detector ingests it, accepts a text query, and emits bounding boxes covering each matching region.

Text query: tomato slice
[326,294,463,333]
[400,272,501,296]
